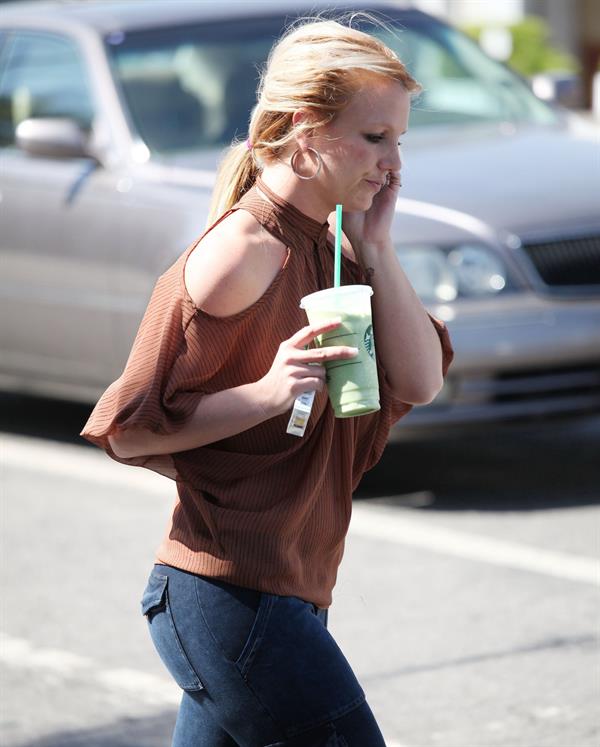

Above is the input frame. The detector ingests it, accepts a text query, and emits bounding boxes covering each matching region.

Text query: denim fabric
[140,564,386,746]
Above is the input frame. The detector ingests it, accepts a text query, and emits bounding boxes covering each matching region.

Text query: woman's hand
[340,169,401,260]
[256,319,358,416]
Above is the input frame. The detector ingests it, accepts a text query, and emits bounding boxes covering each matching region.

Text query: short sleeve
[352,312,454,484]
[79,267,233,479]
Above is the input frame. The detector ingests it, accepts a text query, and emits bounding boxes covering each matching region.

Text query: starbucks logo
[363,324,375,359]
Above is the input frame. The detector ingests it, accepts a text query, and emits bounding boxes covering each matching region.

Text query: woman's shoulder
[184,209,289,318]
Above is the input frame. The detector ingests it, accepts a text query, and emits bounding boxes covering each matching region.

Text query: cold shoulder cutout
[183,208,291,318]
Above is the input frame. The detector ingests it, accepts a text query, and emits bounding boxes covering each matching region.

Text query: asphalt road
[1,395,599,747]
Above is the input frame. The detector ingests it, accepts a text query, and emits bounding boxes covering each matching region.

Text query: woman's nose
[379,144,402,171]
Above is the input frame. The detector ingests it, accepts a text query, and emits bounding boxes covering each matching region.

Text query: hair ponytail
[206,141,258,226]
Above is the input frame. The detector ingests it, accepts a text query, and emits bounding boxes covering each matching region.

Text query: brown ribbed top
[81,179,454,608]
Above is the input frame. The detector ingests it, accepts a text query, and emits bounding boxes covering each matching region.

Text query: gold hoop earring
[290,147,322,180]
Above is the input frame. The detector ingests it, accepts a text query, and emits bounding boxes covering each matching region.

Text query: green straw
[334,204,342,288]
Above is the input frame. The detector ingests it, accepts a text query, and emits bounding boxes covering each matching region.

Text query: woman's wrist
[354,239,394,281]
[250,377,283,419]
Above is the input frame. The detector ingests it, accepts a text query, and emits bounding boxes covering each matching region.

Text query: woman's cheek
[346,141,370,163]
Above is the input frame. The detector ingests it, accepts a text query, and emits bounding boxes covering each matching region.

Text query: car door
[0,29,117,390]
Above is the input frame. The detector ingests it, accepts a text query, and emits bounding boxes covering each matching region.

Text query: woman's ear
[291,110,305,128]
[291,109,317,144]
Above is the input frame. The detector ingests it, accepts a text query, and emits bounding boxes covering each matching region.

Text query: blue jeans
[141,564,387,746]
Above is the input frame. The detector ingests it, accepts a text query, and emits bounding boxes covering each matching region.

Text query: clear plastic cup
[300,285,380,418]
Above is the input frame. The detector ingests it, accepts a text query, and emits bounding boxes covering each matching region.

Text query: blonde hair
[207,15,421,224]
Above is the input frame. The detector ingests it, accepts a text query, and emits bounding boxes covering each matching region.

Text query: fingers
[292,377,325,395]
[386,170,402,189]
[286,321,358,364]
[296,346,358,364]
[288,319,342,349]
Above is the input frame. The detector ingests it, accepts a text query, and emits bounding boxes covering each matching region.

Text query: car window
[105,10,558,155]
[381,18,558,128]
[0,31,94,147]
[106,18,273,154]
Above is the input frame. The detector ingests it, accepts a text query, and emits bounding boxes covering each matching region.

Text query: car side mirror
[15,117,99,160]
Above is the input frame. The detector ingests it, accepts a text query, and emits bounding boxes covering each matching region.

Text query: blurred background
[0,1,598,746]
[414,0,600,117]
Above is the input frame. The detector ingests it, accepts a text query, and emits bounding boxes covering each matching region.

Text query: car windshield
[105,10,558,155]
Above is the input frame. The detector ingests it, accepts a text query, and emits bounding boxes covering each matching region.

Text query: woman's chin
[343,194,374,212]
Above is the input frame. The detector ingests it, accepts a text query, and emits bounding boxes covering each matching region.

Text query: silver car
[1,0,599,438]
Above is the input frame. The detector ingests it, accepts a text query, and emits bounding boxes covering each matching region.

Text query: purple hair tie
[245,138,253,150]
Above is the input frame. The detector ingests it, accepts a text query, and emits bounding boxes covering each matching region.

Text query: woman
[81,16,453,747]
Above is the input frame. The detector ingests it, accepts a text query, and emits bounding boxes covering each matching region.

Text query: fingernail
[349,347,359,355]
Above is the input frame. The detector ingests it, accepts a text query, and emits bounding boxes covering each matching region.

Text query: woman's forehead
[342,80,410,126]
[353,76,409,103]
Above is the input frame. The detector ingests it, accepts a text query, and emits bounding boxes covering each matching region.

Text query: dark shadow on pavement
[0,393,95,448]
[357,413,600,510]
[14,710,176,747]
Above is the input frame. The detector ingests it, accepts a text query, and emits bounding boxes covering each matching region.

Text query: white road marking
[1,432,167,495]
[0,631,181,706]
[3,433,599,588]
[0,632,90,674]
[350,502,599,587]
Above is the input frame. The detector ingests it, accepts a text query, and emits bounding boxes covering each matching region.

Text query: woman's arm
[355,240,444,404]
[340,171,445,405]
[108,381,270,458]
[108,320,357,458]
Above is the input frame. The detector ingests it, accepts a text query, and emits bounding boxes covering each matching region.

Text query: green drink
[300,286,380,418]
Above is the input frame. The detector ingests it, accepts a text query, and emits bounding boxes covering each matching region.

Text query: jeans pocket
[141,570,204,692]
[193,575,276,678]
[235,592,276,677]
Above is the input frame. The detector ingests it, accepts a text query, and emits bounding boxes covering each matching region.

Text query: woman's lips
[365,179,384,190]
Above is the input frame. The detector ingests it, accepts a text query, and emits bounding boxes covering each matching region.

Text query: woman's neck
[258,162,332,225]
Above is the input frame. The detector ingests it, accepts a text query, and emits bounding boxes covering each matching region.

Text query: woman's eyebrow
[368,123,408,135]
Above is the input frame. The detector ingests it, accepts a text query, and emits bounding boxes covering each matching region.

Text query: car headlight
[396,244,509,302]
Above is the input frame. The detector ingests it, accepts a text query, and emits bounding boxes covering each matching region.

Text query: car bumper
[390,293,600,439]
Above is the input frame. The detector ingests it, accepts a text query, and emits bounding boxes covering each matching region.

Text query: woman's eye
[365,134,385,143]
